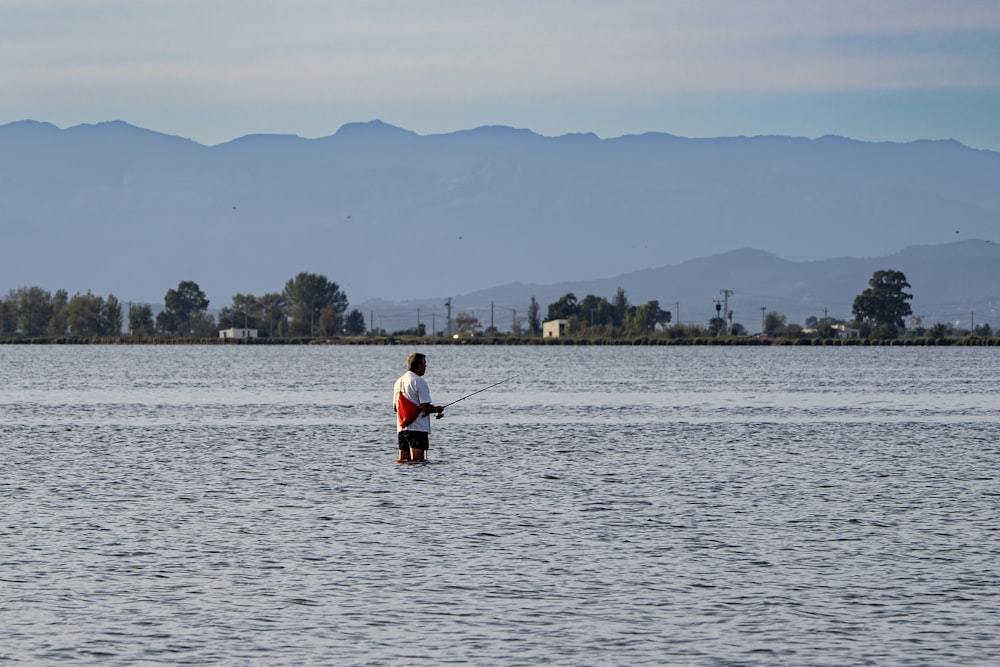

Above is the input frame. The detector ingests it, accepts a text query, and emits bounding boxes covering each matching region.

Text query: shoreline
[2,335,997,346]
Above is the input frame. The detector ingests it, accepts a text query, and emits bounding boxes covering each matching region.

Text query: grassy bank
[2,335,999,346]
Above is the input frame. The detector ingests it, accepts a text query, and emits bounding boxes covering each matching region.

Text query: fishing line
[438,374,520,413]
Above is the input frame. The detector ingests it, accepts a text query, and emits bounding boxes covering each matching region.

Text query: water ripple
[1,346,999,665]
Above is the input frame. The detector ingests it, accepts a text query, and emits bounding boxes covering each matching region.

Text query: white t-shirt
[393,370,433,433]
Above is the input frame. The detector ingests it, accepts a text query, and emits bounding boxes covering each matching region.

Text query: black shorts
[398,430,430,451]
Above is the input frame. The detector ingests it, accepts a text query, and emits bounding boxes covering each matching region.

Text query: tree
[258,292,287,337]
[66,291,105,337]
[158,280,210,336]
[10,286,52,337]
[576,294,622,329]
[318,305,341,336]
[344,309,366,335]
[454,311,480,335]
[578,294,602,327]
[0,298,16,336]
[189,310,217,338]
[218,293,259,330]
[708,316,728,336]
[929,323,948,340]
[105,295,123,335]
[612,287,629,328]
[391,323,426,336]
[527,296,541,336]
[129,304,155,337]
[645,300,671,330]
[547,293,580,320]
[763,311,786,336]
[852,269,913,336]
[283,272,348,337]
[627,300,671,333]
[48,289,69,337]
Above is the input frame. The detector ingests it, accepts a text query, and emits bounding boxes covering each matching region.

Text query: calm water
[2,345,998,666]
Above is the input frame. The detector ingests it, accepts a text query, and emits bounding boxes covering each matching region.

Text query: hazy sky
[2,0,998,149]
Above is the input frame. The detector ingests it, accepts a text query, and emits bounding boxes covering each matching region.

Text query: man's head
[407,352,427,374]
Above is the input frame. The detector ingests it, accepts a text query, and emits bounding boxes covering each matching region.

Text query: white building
[832,324,861,339]
[543,319,568,338]
[219,328,258,340]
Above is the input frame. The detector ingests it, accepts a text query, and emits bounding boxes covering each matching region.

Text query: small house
[543,319,568,338]
[832,324,860,339]
[219,328,258,340]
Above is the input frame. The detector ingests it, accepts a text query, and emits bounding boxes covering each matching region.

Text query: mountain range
[372,240,997,335]
[1,119,997,331]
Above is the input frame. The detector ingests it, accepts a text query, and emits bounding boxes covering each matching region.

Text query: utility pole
[720,289,734,333]
[676,302,680,326]
[444,298,452,337]
[432,312,436,337]
[490,301,495,331]
[417,307,421,336]
[760,306,767,333]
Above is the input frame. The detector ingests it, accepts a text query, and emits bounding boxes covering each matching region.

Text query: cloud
[1,0,997,147]
[3,0,998,98]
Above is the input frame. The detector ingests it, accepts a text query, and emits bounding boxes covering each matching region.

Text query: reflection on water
[2,345,999,665]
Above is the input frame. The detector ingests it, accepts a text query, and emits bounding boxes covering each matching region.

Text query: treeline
[0,287,124,338]
[539,289,673,336]
[0,272,361,339]
[530,270,995,343]
[2,268,994,343]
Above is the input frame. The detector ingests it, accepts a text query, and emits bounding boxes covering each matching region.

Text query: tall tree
[645,300,671,330]
[344,309,366,335]
[318,305,341,336]
[283,273,348,337]
[158,280,210,336]
[104,295,123,335]
[48,289,69,337]
[763,311,786,335]
[578,294,605,327]
[527,296,541,336]
[10,286,52,337]
[0,298,16,336]
[852,269,913,336]
[257,292,287,338]
[129,304,155,337]
[612,287,629,327]
[66,291,105,337]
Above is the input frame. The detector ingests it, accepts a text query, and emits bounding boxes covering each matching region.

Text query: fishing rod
[436,374,520,416]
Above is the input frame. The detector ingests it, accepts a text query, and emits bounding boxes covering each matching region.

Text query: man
[392,352,444,463]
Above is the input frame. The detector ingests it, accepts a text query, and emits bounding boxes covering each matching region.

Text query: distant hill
[357,239,1000,334]
[1,119,998,324]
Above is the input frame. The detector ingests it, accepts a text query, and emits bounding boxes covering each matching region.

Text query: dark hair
[407,352,426,371]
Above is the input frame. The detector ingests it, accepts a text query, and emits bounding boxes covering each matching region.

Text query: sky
[1,0,999,150]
